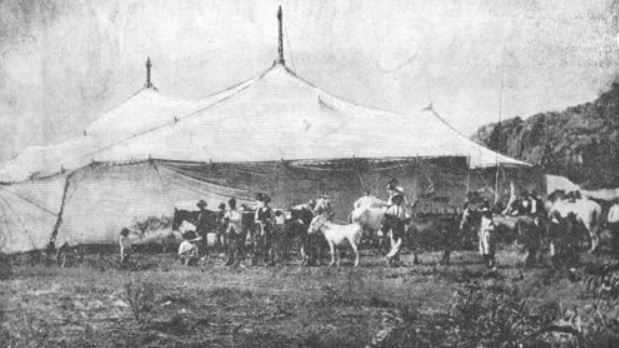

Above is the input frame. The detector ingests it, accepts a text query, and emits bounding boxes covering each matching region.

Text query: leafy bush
[132,215,172,235]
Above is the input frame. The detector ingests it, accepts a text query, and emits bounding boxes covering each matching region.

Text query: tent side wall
[160,156,468,220]
[53,156,468,247]
[54,162,177,247]
[0,174,67,254]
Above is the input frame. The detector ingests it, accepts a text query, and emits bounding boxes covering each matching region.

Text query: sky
[1,0,618,164]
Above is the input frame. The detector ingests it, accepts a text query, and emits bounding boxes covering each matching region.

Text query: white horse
[548,198,603,252]
[353,195,390,210]
[307,214,363,267]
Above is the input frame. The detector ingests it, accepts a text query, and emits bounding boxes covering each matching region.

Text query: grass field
[1,248,617,347]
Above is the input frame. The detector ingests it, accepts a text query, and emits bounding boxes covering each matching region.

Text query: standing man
[478,204,497,270]
[608,198,619,259]
[254,193,274,266]
[195,200,211,256]
[385,193,410,267]
[224,198,244,267]
[119,228,132,266]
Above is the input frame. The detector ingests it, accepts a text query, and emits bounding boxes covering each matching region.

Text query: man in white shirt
[224,198,244,267]
[478,205,496,270]
[178,232,199,266]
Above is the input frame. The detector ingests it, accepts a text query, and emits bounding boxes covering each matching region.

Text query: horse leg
[588,227,599,254]
[351,240,360,267]
[336,246,342,267]
[441,249,451,265]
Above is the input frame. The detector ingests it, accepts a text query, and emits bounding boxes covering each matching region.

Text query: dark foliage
[472,83,619,188]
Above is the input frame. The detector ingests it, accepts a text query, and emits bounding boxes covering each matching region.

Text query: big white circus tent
[0,8,531,254]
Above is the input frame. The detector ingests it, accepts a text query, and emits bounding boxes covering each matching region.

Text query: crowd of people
[116,178,619,270]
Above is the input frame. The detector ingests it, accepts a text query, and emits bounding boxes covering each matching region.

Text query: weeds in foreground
[368,276,619,348]
[124,281,155,327]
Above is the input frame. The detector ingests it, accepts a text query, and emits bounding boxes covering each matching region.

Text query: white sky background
[0,0,618,163]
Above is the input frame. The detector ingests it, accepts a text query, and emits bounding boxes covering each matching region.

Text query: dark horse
[172,208,218,253]
[381,212,459,266]
[284,204,327,265]
[460,208,545,266]
[410,212,460,265]
[172,209,197,231]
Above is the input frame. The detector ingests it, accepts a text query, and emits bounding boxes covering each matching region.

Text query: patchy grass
[0,249,615,347]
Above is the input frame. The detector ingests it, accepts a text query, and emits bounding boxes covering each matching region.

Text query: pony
[307,214,362,267]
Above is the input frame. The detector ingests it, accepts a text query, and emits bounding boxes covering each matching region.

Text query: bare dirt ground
[1,247,617,347]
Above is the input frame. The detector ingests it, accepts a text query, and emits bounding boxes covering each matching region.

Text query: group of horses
[171,190,612,268]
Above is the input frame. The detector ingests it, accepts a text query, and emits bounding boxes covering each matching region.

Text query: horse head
[172,209,195,231]
[308,214,328,235]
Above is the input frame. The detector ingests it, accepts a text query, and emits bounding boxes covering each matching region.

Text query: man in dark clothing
[195,200,213,256]
[254,193,274,266]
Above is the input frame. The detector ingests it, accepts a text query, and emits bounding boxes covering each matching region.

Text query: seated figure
[178,231,199,266]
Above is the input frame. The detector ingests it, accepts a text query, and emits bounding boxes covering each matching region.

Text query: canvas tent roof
[0,63,527,183]
[0,88,220,182]
[83,64,530,168]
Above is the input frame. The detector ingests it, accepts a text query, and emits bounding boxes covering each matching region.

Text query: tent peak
[276,6,285,66]
[145,57,155,89]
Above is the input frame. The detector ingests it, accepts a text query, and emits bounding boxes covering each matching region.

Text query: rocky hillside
[472,83,619,189]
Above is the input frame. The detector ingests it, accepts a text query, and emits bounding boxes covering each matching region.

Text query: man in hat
[195,200,212,256]
[608,197,619,259]
[254,193,274,266]
[387,178,407,206]
[385,193,410,266]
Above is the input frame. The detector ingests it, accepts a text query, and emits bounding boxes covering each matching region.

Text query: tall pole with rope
[494,51,506,204]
